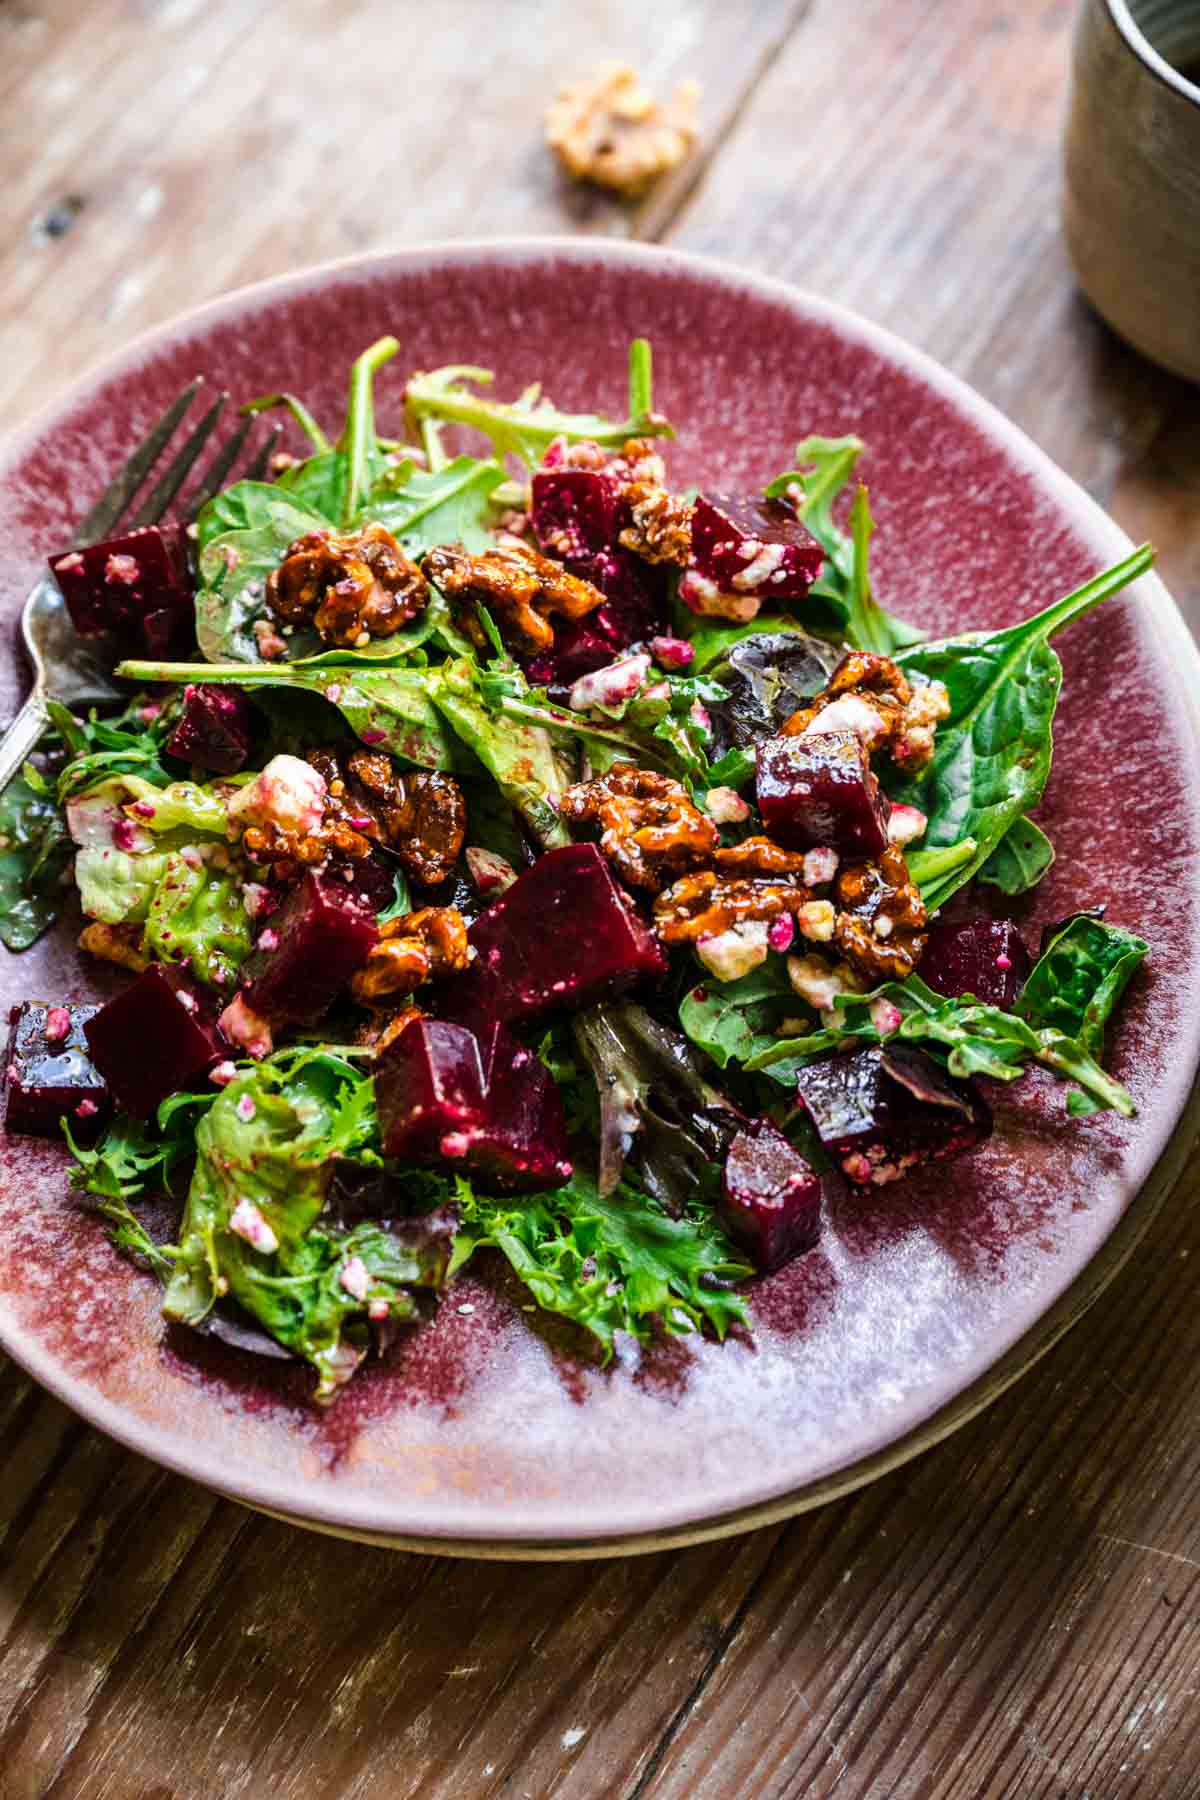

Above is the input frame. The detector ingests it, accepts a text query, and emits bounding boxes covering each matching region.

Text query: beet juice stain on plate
[0,241,1198,1555]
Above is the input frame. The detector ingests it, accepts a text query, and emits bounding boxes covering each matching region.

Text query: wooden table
[3,3,1199,1794]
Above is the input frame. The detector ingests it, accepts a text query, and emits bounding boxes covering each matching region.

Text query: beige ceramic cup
[1064,0,1200,382]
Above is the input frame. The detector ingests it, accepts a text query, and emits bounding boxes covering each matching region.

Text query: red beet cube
[687,494,823,607]
[376,1019,487,1161]
[757,730,891,857]
[468,1020,573,1190]
[919,918,1032,1009]
[243,872,379,1027]
[531,467,626,561]
[720,1119,821,1272]
[84,967,225,1118]
[524,549,665,688]
[454,844,667,1024]
[794,1045,991,1186]
[49,525,192,653]
[166,683,255,774]
[4,1003,111,1140]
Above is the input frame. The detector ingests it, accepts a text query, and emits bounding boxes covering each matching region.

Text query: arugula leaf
[765,437,923,652]
[116,657,471,773]
[0,767,72,949]
[450,1168,750,1358]
[66,1091,214,1207]
[889,545,1154,911]
[977,815,1055,895]
[1018,914,1148,1058]
[404,339,673,469]
[746,973,1136,1116]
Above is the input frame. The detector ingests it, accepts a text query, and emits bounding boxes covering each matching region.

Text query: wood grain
[2,1,1200,1796]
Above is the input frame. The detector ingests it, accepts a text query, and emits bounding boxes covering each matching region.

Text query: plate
[2,241,1198,1556]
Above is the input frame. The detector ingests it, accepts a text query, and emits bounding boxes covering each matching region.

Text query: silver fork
[0,384,280,795]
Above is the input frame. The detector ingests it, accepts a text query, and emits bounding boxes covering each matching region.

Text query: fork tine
[180,411,254,522]
[73,379,203,547]
[129,392,228,528]
[241,424,282,485]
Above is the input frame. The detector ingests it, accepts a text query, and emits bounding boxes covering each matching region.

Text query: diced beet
[756,730,891,857]
[719,1119,821,1272]
[920,918,1032,1009]
[324,849,403,914]
[84,967,226,1118]
[465,1020,573,1190]
[49,525,192,653]
[166,683,255,774]
[4,1003,111,1140]
[449,844,667,1024]
[531,467,626,561]
[794,1045,991,1186]
[687,494,823,607]
[524,549,666,688]
[242,872,379,1027]
[376,1018,487,1161]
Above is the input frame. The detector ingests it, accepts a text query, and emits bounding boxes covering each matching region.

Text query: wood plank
[0,0,807,428]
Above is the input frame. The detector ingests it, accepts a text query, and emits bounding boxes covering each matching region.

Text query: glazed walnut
[424,537,605,656]
[342,752,465,887]
[561,763,718,893]
[711,836,812,879]
[357,1002,426,1054]
[266,523,429,648]
[833,845,928,982]
[350,907,470,1004]
[545,63,700,198]
[781,651,950,771]
[619,481,693,565]
[653,870,813,944]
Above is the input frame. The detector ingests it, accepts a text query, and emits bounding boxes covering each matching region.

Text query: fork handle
[0,692,51,797]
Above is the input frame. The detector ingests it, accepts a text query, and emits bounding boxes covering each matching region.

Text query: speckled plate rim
[2,237,1199,1555]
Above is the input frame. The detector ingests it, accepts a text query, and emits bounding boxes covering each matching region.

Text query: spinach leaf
[747,973,1137,1116]
[449,1167,750,1358]
[889,545,1153,911]
[765,437,923,653]
[404,339,673,469]
[678,961,799,1079]
[195,495,333,662]
[368,455,504,555]
[1018,915,1148,1058]
[977,815,1055,895]
[0,768,72,950]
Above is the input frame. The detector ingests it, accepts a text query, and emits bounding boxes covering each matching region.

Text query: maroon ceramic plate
[2,242,1199,1556]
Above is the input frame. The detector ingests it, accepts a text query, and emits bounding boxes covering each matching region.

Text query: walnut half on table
[545,63,700,198]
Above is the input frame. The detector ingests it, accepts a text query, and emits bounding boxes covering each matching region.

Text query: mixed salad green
[2,340,1151,1401]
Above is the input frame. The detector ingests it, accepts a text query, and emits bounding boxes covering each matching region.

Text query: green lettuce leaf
[0,767,72,950]
[977,815,1056,895]
[450,1168,750,1358]
[1018,914,1148,1058]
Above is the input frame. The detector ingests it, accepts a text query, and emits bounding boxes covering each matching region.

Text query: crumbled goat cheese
[795,900,836,942]
[229,1198,279,1255]
[802,847,839,886]
[228,754,327,835]
[887,803,928,846]
[705,785,750,824]
[731,542,786,591]
[339,1255,371,1301]
[218,995,273,1059]
[801,693,889,748]
[569,652,651,712]
[650,635,694,669]
[696,920,770,981]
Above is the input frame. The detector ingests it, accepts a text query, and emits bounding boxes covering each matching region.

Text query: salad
[1,339,1152,1402]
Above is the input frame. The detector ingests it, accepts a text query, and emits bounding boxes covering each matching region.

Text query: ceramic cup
[1063,0,1200,382]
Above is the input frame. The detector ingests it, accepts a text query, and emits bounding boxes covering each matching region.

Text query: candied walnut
[350,907,470,1003]
[619,481,693,565]
[561,763,717,893]
[833,845,928,982]
[713,836,812,878]
[781,650,950,772]
[357,1002,426,1052]
[424,538,604,656]
[266,523,429,648]
[653,869,814,943]
[545,63,700,198]
[344,754,465,887]
[78,921,149,974]
[611,437,669,488]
